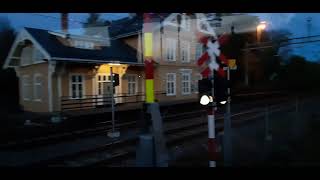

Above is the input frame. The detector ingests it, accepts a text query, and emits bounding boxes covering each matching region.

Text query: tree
[258,29,293,82]
[83,13,109,38]
[0,17,16,67]
[0,17,18,113]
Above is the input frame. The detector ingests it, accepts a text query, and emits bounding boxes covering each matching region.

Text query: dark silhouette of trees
[0,17,18,113]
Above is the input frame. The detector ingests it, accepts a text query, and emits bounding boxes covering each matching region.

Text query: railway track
[0,94,292,151]
[28,100,296,167]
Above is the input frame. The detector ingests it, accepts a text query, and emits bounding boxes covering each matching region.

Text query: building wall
[154,65,199,102]
[153,17,200,102]
[52,73,60,112]
[60,65,95,98]
[120,18,201,103]
[17,62,49,112]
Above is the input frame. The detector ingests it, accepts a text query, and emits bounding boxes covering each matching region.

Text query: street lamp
[257,21,267,43]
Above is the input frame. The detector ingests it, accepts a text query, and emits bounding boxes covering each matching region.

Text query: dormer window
[182,15,191,31]
[164,14,191,31]
[73,40,95,49]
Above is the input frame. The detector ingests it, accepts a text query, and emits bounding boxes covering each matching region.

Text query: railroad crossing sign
[195,13,229,78]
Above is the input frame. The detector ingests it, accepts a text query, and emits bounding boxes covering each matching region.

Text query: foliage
[0,17,16,67]
[0,17,19,113]
[278,55,320,92]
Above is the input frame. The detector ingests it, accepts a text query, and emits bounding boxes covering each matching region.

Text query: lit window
[166,73,176,96]
[70,75,84,99]
[33,74,43,101]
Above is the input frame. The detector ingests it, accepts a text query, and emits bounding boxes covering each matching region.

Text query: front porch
[53,62,146,112]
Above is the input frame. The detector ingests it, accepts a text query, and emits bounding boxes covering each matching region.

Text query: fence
[60,91,166,112]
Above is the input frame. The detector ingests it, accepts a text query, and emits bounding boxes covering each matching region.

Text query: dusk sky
[0,13,320,61]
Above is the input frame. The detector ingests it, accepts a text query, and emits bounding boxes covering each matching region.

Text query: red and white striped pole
[194,13,228,167]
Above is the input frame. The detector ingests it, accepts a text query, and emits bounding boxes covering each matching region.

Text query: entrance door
[96,74,113,106]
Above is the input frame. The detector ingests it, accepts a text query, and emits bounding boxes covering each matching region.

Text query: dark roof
[24,27,139,64]
[109,16,143,37]
[109,13,171,38]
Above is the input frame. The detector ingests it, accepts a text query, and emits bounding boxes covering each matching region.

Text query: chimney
[61,13,68,33]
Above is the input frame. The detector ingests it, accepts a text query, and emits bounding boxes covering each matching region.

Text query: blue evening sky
[0,13,319,61]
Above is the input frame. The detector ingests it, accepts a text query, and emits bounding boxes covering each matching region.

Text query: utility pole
[108,66,120,138]
[307,17,312,39]
[223,25,234,166]
[223,65,232,166]
[244,42,249,86]
[208,70,217,167]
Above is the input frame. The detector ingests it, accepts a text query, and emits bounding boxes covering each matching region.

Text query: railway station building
[2,13,261,114]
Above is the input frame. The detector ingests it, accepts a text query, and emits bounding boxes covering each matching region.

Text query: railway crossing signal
[198,75,228,107]
[198,78,213,105]
[112,73,119,87]
[214,74,228,107]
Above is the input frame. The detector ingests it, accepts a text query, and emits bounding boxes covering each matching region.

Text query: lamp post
[108,63,121,138]
[257,21,267,43]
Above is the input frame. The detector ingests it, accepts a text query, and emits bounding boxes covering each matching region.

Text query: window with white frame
[127,75,137,95]
[195,43,205,60]
[70,74,84,99]
[33,48,44,63]
[33,74,43,101]
[21,46,33,66]
[166,38,176,61]
[166,73,176,96]
[181,72,191,95]
[22,75,32,101]
[181,41,190,63]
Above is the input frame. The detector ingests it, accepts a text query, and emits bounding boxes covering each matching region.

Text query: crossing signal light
[198,78,213,105]
[198,76,228,106]
[112,73,119,86]
[214,75,228,107]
